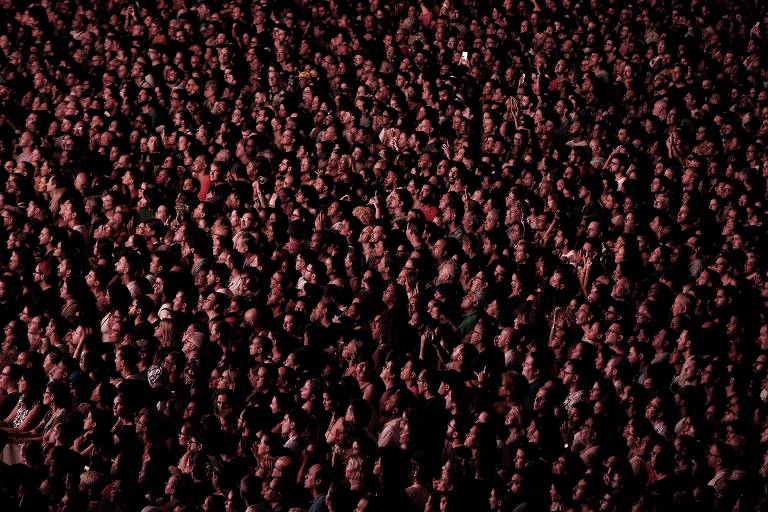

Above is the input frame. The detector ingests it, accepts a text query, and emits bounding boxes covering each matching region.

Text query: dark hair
[47,380,72,410]
[107,282,132,313]
[21,368,46,401]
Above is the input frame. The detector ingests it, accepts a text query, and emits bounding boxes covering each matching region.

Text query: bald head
[244,307,259,325]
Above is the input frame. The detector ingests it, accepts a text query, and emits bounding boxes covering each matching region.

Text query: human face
[522,356,536,382]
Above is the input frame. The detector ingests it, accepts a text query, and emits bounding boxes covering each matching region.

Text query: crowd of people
[0,0,768,510]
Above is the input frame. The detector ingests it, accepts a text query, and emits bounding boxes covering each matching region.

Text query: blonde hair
[345,454,367,482]
[344,339,363,362]
[352,206,374,225]
[505,405,523,428]
[155,318,178,348]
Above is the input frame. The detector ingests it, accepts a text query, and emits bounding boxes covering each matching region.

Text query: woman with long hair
[323,383,352,447]
[72,404,112,458]
[0,369,46,463]
[343,454,370,506]
[101,282,131,344]
[6,379,71,443]
[253,431,281,479]
[154,318,179,349]
[0,319,29,368]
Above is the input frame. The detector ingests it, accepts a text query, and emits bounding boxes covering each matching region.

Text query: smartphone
[461,51,468,64]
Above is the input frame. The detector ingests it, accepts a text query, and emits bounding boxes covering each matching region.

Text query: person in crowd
[0,1,767,511]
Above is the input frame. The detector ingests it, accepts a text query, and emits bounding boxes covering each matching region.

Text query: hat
[147,365,169,389]
[188,332,206,348]
[158,303,173,320]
